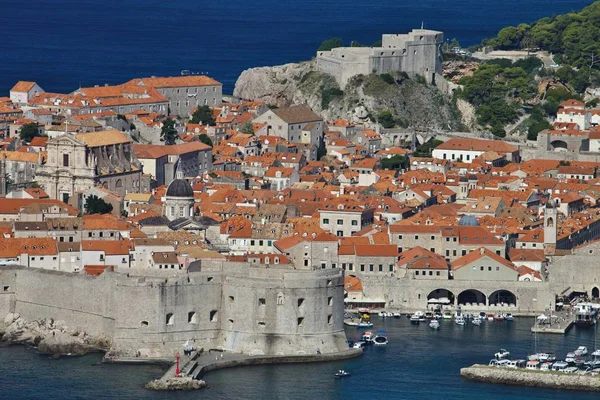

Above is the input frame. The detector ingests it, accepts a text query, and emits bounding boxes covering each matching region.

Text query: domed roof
[458,215,479,227]
[166,179,193,198]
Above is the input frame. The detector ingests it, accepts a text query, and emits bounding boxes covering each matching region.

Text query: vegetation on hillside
[84,195,113,215]
[483,1,600,92]
[19,123,42,143]
[190,105,216,126]
[160,119,178,145]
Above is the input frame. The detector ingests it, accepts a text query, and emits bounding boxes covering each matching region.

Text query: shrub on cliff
[317,38,344,52]
[377,110,396,129]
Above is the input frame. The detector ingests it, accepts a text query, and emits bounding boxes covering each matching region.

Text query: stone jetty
[146,377,206,391]
[461,364,600,391]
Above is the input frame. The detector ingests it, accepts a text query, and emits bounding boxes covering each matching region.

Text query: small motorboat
[565,352,576,363]
[540,362,553,371]
[373,330,388,346]
[455,315,465,326]
[479,311,487,320]
[425,311,434,319]
[442,311,453,320]
[575,346,588,356]
[539,353,556,362]
[413,311,426,321]
[487,313,494,321]
[335,369,351,378]
[495,349,510,360]
[592,349,600,357]
[472,317,482,326]
[378,311,386,318]
[504,313,514,321]
[433,312,442,320]
[393,312,401,318]
[494,313,504,321]
[410,313,421,324]
[356,320,373,328]
[361,331,374,344]
[528,353,542,361]
[353,341,366,349]
[429,320,440,330]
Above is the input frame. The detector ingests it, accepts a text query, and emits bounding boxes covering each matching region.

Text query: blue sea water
[0,317,599,399]
[0,0,593,94]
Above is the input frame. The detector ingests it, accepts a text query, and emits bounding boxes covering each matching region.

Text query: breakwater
[461,364,600,392]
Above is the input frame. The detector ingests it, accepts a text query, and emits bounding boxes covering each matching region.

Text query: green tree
[190,105,216,126]
[491,124,506,138]
[160,119,178,145]
[380,155,406,170]
[317,38,344,52]
[19,123,40,143]
[239,121,254,134]
[379,73,395,85]
[84,195,113,215]
[377,110,396,129]
[198,133,213,147]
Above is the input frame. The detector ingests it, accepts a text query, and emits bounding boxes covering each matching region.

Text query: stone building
[316,29,444,88]
[0,151,38,192]
[124,75,223,117]
[37,129,142,202]
[162,169,195,222]
[253,105,324,147]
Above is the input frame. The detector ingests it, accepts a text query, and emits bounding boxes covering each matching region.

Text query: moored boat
[495,349,510,360]
[429,320,440,330]
[455,315,465,326]
[373,330,388,346]
[504,313,514,321]
[410,313,421,324]
[472,317,482,326]
[334,369,350,378]
[442,311,453,320]
[361,331,374,343]
[494,313,504,321]
[487,313,494,321]
[575,346,588,356]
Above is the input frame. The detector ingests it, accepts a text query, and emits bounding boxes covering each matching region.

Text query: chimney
[479,247,485,255]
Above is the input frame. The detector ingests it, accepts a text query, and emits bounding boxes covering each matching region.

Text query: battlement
[316,28,444,88]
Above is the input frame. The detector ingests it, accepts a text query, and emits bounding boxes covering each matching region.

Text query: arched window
[547,217,554,228]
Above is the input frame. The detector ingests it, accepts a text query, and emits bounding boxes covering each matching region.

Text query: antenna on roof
[421,21,424,29]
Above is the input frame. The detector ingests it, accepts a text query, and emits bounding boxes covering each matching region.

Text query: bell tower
[544,199,558,251]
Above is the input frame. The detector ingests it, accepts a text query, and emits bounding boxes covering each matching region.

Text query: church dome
[458,215,479,226]
[166,179,193,198]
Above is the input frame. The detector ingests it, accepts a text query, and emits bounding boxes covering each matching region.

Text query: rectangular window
[348,263,353,271]
[337,219,343,225]
[415,271,419,276]
[369,264,374,272]
[259,240,264,246]
[415,235,419,240]
[389,265,394,272]
[360,264,365,272]
[378,264,383,272]
[430,236,435,240]
[398,235,403,239]
[462,250,467,256]
[429,271,433,276]
[352,220,358,226]
[342,263,346,270]
[250,240,255,246]
[445,250,450,257]
[321,262,326,269]
[63,154,69,167]
[436,271,440,276]
[323,218,329,224]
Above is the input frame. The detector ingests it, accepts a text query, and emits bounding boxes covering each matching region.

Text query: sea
[0,317,599,399]
[0,0,594,95]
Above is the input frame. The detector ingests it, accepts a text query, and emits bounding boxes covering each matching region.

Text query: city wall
[0,263,348,358]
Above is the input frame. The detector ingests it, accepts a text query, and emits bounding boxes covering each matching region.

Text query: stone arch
[592,287,599,299]
[427,288,455,305]
[457,289,487,306]
[550,140,568,151]
[489,290,517,307]
[102,182,109,189]
[115,179,123,188]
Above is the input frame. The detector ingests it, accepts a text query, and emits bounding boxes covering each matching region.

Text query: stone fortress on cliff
[316,28,444,89]
[0,261,348,359]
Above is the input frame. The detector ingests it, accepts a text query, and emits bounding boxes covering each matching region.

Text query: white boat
[526,360,540,370]
[495,349,510,360]
[413,311,426,321]
[353,341,366,349]
[592,349,600,357]
[552,361,568,371]
[361,331,374,343]
[442,311,453,320]
[334,369,351,378]
[373,330,388,345]
[472,317,482,326]
[378,311,386,318]
[565,352,576,363]
[410,313,421,324]
[455,315,465,326]
[539,353,556,362]
[429,320,440,330]
[504,313,514,321]
[392,312,401,318]
[575,346,588,356]
[540,362,553,371]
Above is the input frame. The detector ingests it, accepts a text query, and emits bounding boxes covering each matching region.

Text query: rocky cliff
[234,61,463,130]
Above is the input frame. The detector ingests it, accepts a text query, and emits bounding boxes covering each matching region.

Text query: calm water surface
[1,317,599,399]
[0,0,593,93]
